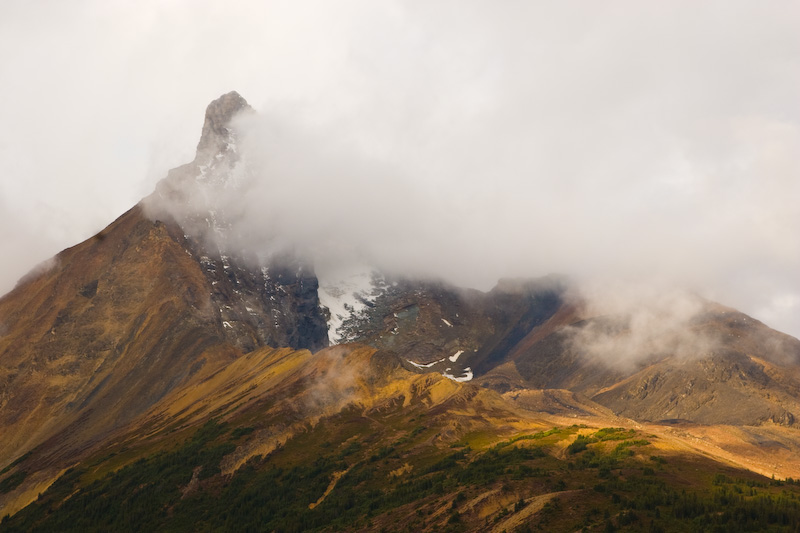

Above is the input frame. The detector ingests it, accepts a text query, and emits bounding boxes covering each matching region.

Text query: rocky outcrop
[195,91,252,159]
[188,246,328,353]
[144,91,328,352]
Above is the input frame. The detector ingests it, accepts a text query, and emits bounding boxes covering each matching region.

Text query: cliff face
[182,240,329,353]
[145,90,329,353]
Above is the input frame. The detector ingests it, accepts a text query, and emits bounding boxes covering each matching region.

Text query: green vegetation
[593,427,638,441]
[509,427,563,443]
[3,421,800,532]
[230,426,255,440]
[567,434,591,454]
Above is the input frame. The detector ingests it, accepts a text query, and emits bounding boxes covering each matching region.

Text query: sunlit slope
[5,341,800,531]
[131,343,556,471]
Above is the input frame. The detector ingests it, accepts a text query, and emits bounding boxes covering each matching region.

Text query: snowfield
[317,265,384,344]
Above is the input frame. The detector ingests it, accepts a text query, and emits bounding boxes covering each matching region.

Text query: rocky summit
[2,93,800,532]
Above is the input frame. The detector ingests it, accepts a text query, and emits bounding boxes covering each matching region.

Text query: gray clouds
[1,1,798,337]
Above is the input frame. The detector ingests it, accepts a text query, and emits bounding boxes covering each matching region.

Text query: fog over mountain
[1,1,798,337]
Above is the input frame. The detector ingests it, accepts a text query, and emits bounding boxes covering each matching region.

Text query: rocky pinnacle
[195,91,253,160]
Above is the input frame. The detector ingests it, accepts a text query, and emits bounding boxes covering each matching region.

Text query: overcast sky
[1,1,798,338]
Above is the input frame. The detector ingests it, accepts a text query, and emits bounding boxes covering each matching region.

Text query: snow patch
[449,350,464,362]
[443,367,473,382]
[407,358,446,369]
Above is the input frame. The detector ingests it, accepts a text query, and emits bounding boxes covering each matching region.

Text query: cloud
[302,346,364,415]
[1,1,798,338]
[565,282,717,369]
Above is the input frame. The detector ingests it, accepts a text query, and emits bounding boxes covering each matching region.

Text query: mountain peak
[147,91,253,215]
[195,91,252,158]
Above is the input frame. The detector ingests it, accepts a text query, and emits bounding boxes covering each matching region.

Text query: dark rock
[79,280,98,298]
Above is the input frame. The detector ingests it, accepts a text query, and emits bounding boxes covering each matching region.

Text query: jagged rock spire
[150,91,252,205]
[195,91,253,160]
[142,91,329,353]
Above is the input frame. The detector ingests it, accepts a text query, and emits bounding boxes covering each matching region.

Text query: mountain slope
[4,341,800,532]
[503,307,800,426]
[327,270,800,428]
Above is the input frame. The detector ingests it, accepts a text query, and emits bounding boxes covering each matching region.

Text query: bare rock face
[187,246,329,353]
[329,274,570,387]
[196,91,252,159]
[151,91,252,213]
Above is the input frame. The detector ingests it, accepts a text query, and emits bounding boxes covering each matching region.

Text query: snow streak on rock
[317,266,387,344]
[443,367,473,382]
